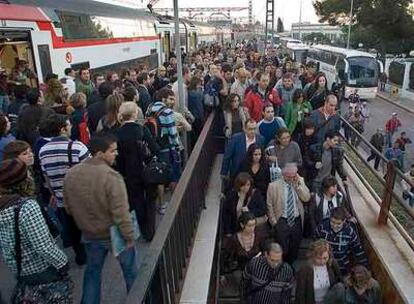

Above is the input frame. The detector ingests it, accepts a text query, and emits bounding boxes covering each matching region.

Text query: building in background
[291,22,342,41]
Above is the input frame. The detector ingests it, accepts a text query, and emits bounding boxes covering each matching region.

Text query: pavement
[377,91,414,115]
[341,93,414,171]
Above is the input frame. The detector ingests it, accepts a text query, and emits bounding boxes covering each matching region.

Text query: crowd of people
[0,40,385,304]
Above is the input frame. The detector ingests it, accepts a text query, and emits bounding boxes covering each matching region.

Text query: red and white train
[0,0,223,83]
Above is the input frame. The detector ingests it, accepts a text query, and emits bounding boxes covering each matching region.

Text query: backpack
[144,104,166,138]
[78,112,90,145]
[204,79,220,107]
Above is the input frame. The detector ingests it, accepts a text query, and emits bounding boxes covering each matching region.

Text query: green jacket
[285,101,312,133]
[76,80,95,103]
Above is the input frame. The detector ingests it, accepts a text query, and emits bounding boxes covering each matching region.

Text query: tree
[277,17,284,33]
[313,0,414,55]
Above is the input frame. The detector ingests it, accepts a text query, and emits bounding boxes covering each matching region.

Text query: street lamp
[346,0,354,49]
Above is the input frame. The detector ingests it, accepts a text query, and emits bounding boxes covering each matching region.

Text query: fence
[126,112,219,303]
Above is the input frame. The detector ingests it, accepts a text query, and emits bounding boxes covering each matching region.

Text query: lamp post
[346,0,354,49]
[173,0,188,159]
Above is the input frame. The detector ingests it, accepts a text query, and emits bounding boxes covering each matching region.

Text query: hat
[282,163,298,177]
[392,112,397,116]
[0,159,28,188]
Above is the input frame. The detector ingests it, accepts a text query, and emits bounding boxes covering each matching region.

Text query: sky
[97,0,320,29]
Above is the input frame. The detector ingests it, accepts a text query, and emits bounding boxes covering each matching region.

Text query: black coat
[238,162,270,199]
[115,122,159,186]
[87,98,106,133]
[223,189,267,235]
[295,261,342,304]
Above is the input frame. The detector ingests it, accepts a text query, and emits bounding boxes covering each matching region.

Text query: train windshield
[346,56,379,87]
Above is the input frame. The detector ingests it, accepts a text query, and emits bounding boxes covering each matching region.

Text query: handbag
[142,156,173,185]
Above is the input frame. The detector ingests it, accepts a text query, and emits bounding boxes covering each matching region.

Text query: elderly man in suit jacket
[267,163,310,264]
[221,119,265,180]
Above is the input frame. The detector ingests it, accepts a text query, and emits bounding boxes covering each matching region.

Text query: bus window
[347,57,379,87]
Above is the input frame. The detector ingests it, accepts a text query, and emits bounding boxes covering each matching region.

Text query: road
[341,96,414,171]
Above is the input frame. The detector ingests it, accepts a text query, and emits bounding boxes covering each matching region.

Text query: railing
[340,116,414,250]
[126,112,219,303]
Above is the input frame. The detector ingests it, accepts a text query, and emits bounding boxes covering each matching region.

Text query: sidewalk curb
[376,93,414,115]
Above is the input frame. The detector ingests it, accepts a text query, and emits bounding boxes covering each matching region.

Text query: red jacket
[244,85,281,122]
[385,118,401,133]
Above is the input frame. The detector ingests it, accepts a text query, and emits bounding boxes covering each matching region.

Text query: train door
[0,29,38,87]
[163,31,171,63]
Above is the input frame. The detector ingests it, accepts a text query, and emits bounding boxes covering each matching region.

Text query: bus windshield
[346,56,379,87]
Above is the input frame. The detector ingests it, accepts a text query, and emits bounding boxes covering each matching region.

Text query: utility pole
[264,0,275,51]
[173,0,188,160]
[248,0,253,26]
[298,0,303,40]
[346,0,354,49]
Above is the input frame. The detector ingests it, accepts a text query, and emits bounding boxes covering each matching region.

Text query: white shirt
[246,135,256,151]
[62,76,76,97]
[313,265,330,303]
[315,193,342,220]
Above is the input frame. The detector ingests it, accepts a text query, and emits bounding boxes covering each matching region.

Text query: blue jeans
[81,240,138,304]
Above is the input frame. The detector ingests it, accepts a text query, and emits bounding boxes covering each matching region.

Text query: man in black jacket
[312,130,347,193]
[367,128,385,170]
[17,88,54,146]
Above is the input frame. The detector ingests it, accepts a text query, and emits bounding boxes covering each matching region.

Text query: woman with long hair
[324,265,381,304]
[306,73,329,110]
[0,113,15,162]
[285,88,313,140]
[224,212,264,272]
[223,93,249,139]
[238,144,270,198]
[223,172,267,236]
[96,92,124,133]
[295,239,342,304]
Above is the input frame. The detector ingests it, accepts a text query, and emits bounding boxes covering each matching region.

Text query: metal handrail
[344,153,414,252]
[126,112,218,303]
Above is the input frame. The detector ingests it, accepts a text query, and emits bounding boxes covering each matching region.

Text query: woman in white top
[295,239,342,304]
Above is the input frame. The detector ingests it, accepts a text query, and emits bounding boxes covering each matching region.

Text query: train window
[57,11,156,41]
[388,62,405,86]
[409,64,414,90]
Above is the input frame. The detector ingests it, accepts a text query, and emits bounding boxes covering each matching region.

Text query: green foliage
[313,0,414,55]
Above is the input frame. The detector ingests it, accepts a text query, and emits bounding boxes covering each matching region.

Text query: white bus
[307,45,383,99]
[280,43,309,64]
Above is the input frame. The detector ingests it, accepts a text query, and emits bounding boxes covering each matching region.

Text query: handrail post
[378,162,397,225]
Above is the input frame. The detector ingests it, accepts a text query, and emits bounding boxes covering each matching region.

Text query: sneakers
[157,202,168,215]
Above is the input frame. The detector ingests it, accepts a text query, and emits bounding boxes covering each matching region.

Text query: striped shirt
[241,255,294,304]
[148,101,180,150]
[39,136,90,207]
